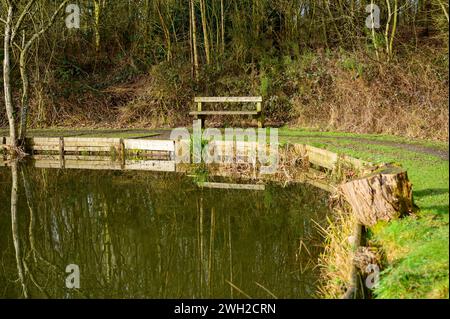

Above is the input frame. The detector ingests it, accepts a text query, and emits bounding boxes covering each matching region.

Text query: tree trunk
[189,0,194,76]
[19,49,30,142]
[220,0,225,54]
[93,0,102,53]
[199,0,210,64]
[340,165,414,227]
[388,0,398,59]
[156,1,172,62]
[3,6,17,149]
[191,0,199,79]
[385,0,393,57]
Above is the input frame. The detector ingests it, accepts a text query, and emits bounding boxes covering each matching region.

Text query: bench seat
[189,111,259,116]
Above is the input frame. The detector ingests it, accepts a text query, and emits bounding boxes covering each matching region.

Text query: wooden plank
[194,96,262,103]
[340,155,371,170]
[63,146,115,152]
[31,145,60,152]
[125,160,176,172]
[293,143,370,171]
[34,161,62,169]
[306,145,338,170]
[189,111,259,115]
[29,137,61,144]
[294,144,338,170]
[64,155,113,161]
[198,182,265,191]
[27,137,121,154]
[63,137,121,144]
[32,155,60,161]
[211,140,259,151]
[63,141,119,147]
[32,155,175,172]
[208,140,260,163]
[124,139,175,152]
[63,142,119,148]
[64,160,122,170]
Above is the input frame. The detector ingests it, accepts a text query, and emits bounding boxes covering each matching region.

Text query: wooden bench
[189,96,264,128]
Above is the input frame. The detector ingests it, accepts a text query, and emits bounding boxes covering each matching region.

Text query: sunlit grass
[281,128,449,299]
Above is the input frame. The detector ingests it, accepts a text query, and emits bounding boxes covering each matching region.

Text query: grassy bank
[279,128,449,299]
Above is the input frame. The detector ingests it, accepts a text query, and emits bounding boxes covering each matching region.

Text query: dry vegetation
[2,44,446,140]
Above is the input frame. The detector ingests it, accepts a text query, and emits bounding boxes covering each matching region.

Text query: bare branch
[22,0,69,54]
[11,0,36,43]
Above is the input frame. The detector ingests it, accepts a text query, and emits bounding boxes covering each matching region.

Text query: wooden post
[169,140,175,161]
[256,102,263,128]
[120,138,125,168]
[197,101,205,128]
[59,137,65,169]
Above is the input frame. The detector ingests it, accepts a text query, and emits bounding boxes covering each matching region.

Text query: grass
[280,128,449,299]
[278,127,448,150]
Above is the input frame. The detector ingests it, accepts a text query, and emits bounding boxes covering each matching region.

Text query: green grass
[280,128,449,299]
[278,127,448,150]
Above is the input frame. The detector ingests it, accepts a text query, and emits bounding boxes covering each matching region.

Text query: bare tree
[3,4,16,149]
[1,0,69,151]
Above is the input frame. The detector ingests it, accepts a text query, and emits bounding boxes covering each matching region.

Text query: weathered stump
[340,165,414,227]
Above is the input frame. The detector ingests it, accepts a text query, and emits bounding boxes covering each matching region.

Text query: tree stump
[339,165,414,227]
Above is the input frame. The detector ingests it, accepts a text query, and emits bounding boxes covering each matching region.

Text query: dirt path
[286,135,449,160]
[347,137,449,160]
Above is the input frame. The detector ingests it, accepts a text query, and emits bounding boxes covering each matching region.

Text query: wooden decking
[1,136,370,193]
[1,136,175,158]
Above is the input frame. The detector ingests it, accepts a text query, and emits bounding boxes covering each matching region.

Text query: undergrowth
[1,46,447,141]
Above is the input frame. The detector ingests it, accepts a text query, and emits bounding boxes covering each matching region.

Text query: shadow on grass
[414,188,449,198]
[419,205,449,215]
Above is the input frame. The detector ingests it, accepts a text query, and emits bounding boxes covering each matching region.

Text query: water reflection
[0,162,330,299]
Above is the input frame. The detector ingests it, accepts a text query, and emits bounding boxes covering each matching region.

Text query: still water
[0,162,330,299]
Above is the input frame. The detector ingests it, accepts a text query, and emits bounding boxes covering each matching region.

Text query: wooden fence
[1,136,370,177]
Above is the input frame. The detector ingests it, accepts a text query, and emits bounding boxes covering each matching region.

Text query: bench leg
[256,114,264,128]
[194,115,205,129]
[199,115,205,129]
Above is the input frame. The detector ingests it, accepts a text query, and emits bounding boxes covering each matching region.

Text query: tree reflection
[0,165,330,299]
[10,160,29,298]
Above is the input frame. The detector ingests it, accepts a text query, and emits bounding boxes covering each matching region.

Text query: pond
[0,161,330,299]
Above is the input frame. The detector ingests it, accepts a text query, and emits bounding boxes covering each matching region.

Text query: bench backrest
[194,97,262,103]
[194,96,262,112]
